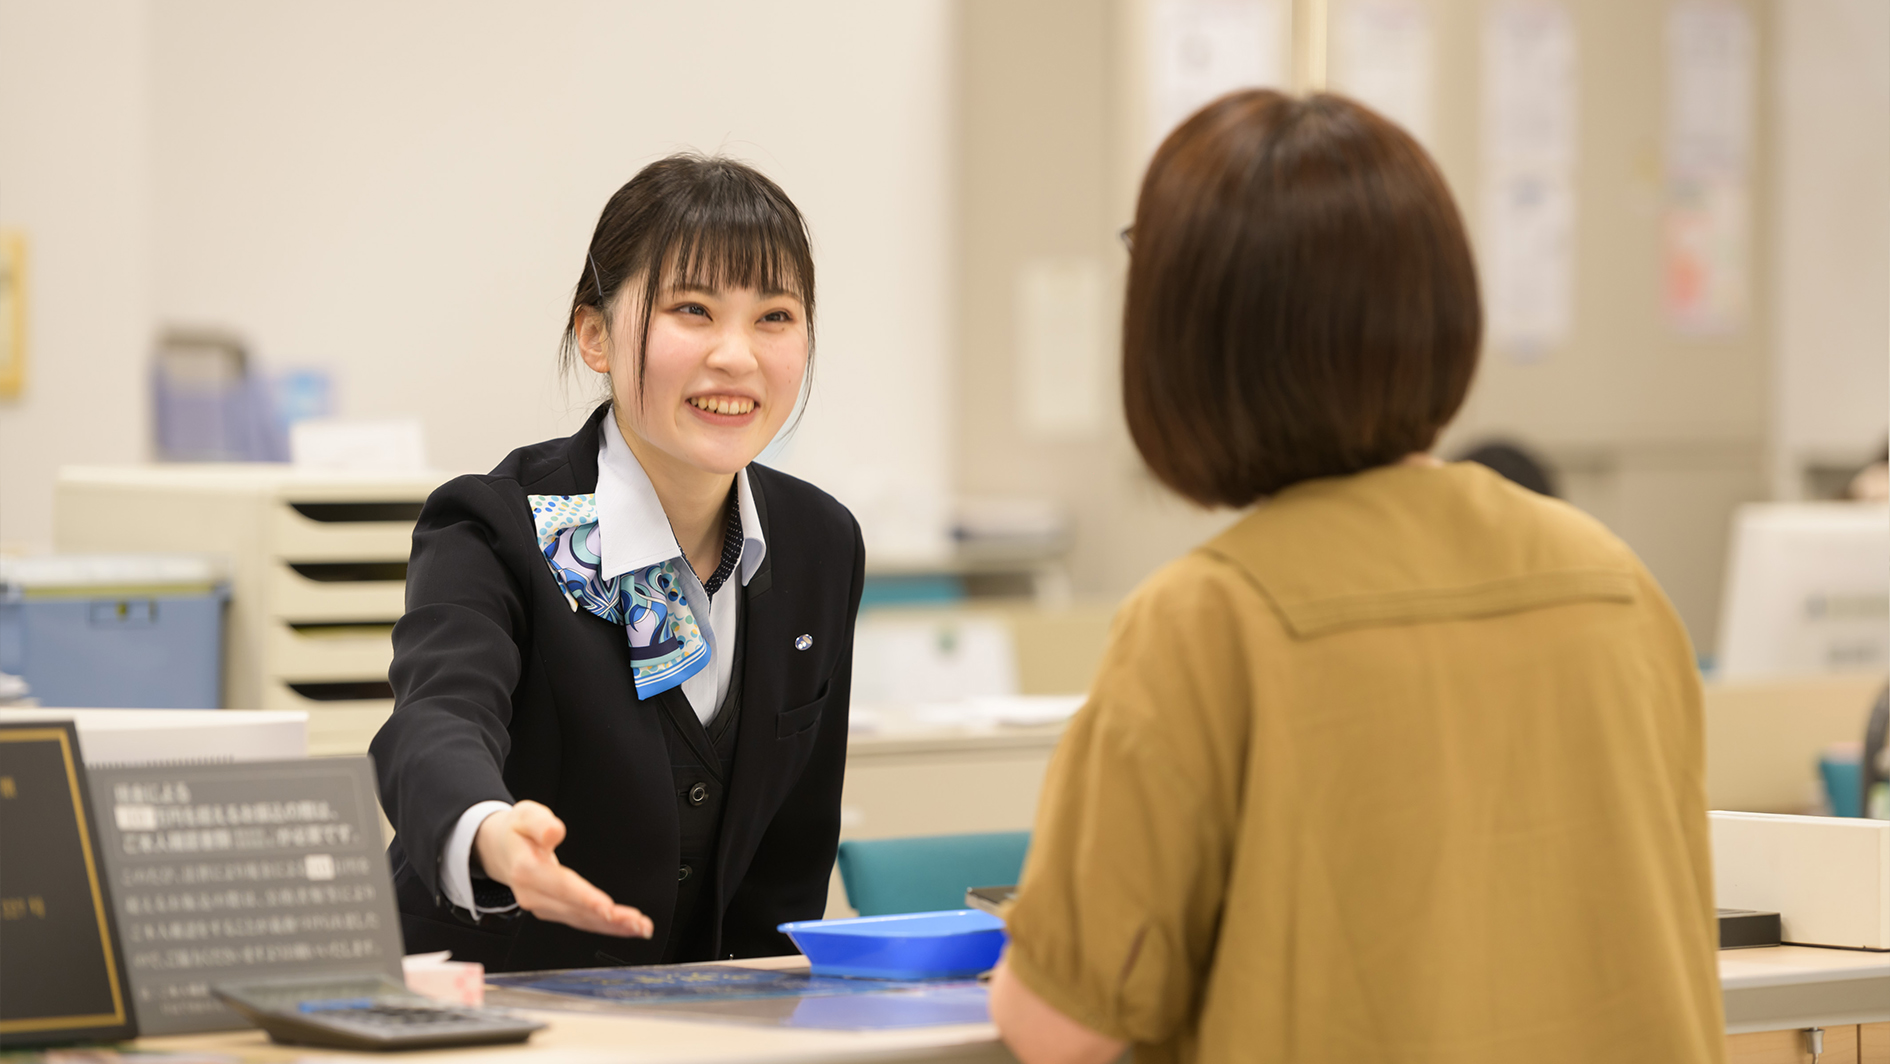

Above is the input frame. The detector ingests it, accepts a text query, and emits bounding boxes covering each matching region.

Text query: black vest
[651,594,744,963]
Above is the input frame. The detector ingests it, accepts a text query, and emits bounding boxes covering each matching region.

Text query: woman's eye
[676,303,709,317]
[761,309,794,324]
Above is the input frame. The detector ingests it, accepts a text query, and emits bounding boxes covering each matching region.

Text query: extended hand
[473,800,654,939]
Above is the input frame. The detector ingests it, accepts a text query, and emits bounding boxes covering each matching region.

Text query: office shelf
[54,465,448,756]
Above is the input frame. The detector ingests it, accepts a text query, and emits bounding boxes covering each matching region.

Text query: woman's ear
[574,305,612,375]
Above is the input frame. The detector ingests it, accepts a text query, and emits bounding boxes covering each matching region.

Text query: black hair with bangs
[560,153,816,405]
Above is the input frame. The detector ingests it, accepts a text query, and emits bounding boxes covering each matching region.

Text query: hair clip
[588,252,607,302]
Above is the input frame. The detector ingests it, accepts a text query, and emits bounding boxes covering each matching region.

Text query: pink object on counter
[402,951,485,1007]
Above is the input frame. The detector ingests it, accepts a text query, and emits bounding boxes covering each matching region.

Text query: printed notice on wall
[1480,1,1578,362]
[1664,0,1752,335]
[1147,0,1287,153]
[1016,257,1108,438]
[88,757,403,1036]
[1331,0,1435,147]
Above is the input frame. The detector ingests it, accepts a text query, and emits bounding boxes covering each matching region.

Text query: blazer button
[678,864,692,882]
[688,782,709,805]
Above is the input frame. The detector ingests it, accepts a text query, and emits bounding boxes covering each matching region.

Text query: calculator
[212,973,545,1051]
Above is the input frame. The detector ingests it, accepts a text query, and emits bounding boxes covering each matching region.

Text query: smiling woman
[369,154,865,971]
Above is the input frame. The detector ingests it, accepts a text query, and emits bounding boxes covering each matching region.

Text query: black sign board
[87,756,405,1036]
[0,722,137,1046]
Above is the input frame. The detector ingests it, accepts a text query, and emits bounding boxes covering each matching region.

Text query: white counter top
[1718,944,1890,1034]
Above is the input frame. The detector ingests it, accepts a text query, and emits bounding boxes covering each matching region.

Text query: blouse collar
[594,411,767,588]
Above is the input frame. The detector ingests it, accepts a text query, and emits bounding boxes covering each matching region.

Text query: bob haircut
[560,153,816,404]
[1123,91,1482,507]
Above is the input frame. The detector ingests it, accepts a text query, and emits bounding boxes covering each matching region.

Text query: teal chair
[836,831,1030,916]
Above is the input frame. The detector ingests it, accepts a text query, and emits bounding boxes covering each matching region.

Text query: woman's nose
[707,327,761,370]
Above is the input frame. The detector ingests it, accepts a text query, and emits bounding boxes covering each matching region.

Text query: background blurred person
[1844,441,1888,501]
[1455,438,1560,498]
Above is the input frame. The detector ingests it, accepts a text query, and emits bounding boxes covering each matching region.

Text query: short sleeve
[1001,555,1256,1045]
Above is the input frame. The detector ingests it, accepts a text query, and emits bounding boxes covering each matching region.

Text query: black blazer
[370,405,863,971]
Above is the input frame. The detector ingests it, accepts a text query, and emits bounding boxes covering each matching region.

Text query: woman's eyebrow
[662,284,799,300]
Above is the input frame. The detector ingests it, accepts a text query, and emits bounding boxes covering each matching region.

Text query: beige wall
[1770,0,1890,498]
[2,1,958,563]
[954,0,1889,655]
[0,0,151,549]
[3,0,1882,654]
[955,0,1242,609]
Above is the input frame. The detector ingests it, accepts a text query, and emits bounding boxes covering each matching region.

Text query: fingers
[511,861,654,939]
[479,801,653,939]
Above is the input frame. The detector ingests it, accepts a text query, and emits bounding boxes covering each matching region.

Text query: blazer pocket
[776,688,829,739]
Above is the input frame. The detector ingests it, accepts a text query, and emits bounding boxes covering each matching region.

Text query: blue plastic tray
[778,910,1007,980]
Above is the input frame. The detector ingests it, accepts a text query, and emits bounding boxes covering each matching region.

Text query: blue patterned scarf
[528,494,708,699]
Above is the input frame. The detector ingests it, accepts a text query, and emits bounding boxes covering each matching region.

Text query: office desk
[1721,944,1890,1033]
[127,948,1887,1064]
[1722,945,1890,1063]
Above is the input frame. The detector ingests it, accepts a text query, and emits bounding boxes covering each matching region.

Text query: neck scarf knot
[528,494,708,699]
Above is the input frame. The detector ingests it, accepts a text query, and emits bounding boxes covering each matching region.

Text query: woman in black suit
[371,154,863,971]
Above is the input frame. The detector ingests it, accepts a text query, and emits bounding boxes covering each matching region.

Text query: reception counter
[127,945,1887,1064]
[134,956,1010,1064]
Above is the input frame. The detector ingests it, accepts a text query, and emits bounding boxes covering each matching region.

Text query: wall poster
[1331,0,1436,147]
[1147,0,1288,153]
[1480,0,1578,362]
[1664,0,1753,335]
[0,231,25,400]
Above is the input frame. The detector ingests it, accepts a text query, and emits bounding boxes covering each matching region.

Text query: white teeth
[691,396,753,415]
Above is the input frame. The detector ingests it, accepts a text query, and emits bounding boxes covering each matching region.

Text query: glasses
[1118,226,1134,252]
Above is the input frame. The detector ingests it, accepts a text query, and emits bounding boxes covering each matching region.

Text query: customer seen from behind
[989,91,1724,1064]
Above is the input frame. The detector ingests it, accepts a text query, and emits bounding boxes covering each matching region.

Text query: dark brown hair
[560,153,816,404]
[1123,91,1481,506]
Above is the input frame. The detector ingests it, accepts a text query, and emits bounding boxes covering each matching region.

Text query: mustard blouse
[1004,462,1724,1064]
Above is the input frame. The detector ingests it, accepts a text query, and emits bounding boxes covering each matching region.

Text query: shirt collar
[595,412,767,586]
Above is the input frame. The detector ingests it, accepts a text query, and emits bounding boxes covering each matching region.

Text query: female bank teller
[371,155,863,971]
[990,92,1724,1063]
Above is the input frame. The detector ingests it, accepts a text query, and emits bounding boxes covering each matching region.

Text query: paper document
[1331,0,1435,146]
[1664,0,1753,334]
[1147,0,1287,152]
[1480,1,1578,361]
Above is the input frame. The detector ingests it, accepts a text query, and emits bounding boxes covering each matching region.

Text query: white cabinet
[54,465,450,756]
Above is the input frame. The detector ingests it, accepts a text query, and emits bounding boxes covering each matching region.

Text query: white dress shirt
[438,416,767,914]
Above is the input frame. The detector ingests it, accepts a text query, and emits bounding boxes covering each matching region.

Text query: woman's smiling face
[579,276,808,477]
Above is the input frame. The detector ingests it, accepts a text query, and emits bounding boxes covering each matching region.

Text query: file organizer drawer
[266,623,394,681]
[262,681,396,757]
[269,566,408,621]
[272,504,419,561]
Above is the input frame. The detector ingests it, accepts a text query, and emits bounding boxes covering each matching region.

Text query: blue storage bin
[778,910,1007,980]
[0,555,228,709]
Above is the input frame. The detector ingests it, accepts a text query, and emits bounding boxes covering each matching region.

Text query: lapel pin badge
[794,634,813,651]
